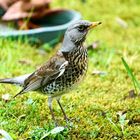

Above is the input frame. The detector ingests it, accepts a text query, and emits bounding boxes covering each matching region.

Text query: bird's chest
[42,48,88,95]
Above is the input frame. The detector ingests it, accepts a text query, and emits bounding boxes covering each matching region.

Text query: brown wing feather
[18,52,68,94]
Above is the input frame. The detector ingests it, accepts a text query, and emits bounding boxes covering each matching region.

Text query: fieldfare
[0,20,101,125]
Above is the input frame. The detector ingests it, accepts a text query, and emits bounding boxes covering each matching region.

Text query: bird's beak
[88,21,102,30]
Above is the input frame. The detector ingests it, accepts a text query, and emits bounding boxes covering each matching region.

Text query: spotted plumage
[0,20,101,125]
[42,45,88,96]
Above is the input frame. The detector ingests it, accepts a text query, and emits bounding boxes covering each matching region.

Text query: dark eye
[78,25,85,31]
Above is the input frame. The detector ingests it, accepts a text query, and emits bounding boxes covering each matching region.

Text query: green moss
[1,0,140,139]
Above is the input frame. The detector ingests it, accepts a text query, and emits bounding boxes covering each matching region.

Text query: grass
[121,57,140,94]
[1,0,140,139]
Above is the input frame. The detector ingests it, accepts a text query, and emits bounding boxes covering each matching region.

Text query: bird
[0,20,101,125]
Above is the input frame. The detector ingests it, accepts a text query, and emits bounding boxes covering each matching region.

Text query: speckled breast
[42,46,88,96]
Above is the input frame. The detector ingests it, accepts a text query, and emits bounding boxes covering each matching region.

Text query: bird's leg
[48,97,58,126]
[56,98,69,122]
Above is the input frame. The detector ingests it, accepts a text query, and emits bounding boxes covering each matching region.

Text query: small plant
[107,117,122,136]
[106,112,129,137]
[121,57,140,94]
[29,126,69,140]
[29,127,46,140]
[40,126,65,140]
[117,112,129,136]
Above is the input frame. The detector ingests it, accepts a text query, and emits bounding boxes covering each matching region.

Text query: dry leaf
[0,0,18,10]
[123,89,137,100]
[2,1,30,20]
[92,70,107,76]
[2,93,11,102]
[116,17,128,29]
[2,0,52,21]
[128,90,136,98]
[22,0,52,11]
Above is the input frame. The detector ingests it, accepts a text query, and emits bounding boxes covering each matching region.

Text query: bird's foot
[64,117,77,128]
[64,117,77,123]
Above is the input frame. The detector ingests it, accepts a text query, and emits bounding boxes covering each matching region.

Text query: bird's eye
[78,25,85,31]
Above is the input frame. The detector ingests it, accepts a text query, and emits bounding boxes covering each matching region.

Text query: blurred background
[0,0,140,139]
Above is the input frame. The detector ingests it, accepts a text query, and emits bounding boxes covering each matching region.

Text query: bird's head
[67,20,101,43]
[61,20,101,52]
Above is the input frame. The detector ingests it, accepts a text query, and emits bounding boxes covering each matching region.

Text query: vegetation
[0,0,140,139]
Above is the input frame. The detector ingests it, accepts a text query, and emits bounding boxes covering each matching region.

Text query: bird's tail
[0,74,31,86]
[0,78,16,84]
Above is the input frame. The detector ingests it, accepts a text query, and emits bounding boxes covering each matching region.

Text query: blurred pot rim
[0,9,81,36]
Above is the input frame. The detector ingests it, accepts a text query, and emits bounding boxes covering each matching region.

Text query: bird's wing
[14,52,68,97]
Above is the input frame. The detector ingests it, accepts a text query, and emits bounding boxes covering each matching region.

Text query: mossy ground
[1,0,140,139]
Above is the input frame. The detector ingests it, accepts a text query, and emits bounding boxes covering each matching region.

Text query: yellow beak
[88,21,102,30]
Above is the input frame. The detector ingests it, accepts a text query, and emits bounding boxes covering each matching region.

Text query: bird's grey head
[61,20,101,52]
